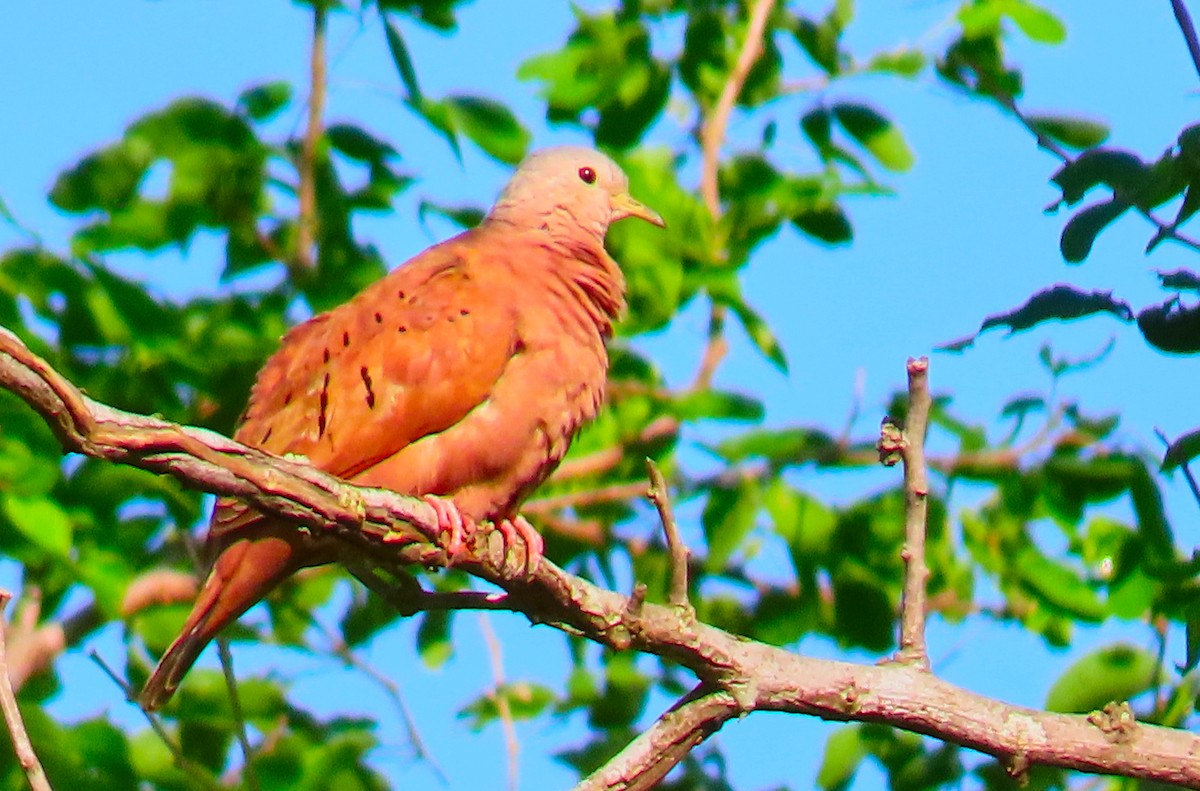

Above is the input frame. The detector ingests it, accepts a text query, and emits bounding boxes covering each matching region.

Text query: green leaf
[670,389,764,422]
[1014,547,1106,621]
[701,478,760,572]
[1137,297,1200,354]
[832,103,914,172]
[832,566,894,651]
[237,81,293,122]
[1052,149,1146,205]
[1002,0,1066,43]
[418,200,485,230]
[712,427,837,466]
[1157,268,1200,291]
[1060,200,1127,262]
[1027,114,1109,151]
[818,725,866,790]
[445,95,530,165]
[3,494,73,558]
[417,610,453,668]
[791,203,853,244]
[382,14,423,104]
[1045,643,1157,713]
[717,293,789,373]
[326,124,396,164]
[865,48,926,77]
[978,285,1133,337]
[1162,427,1200,472]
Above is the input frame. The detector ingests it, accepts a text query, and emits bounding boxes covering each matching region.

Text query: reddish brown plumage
[138,146,663,710]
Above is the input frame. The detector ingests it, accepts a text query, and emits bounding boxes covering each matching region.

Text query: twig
[645,460,691,610]
[215,639,259,791]
[693,0,776,390]
[311,617,448,785]
[0,590,52,791]
[478,616,519,791]
[89,651,220,789]
[1172,0,1200,83]
[523,481,652,515]
[5,331,1200,786]
[894,357,932,669]
[549,417,679,484]
[296,2,328,272]
[698,0,776,217]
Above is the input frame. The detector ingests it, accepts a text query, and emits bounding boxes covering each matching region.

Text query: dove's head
[489,146,665,239]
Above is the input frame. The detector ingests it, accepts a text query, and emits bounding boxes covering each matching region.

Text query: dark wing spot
[397,289,406,300]
[318,373,330,438]
[398,324,408,333]
[322,348,331,364]
[360,366,375,409]
[282,391,293,406]
[460,308,470,316]
[342,331,350,347]
[374,311,383,324]
[512,336,527,354]
[261,426,273,444]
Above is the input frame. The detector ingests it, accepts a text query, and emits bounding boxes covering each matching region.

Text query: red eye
[578,166,597,184]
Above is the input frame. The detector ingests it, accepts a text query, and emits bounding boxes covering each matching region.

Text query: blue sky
[2,1,1199,789]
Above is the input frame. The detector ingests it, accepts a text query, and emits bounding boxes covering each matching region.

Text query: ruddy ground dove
[138,146,664,710]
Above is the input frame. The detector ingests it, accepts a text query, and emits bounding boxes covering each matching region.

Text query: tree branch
[693,0,776,390]
[894,356,932,669]
[645,460,690,611]
[575,684,736,791]
[1172,0,1200,84]
[296,2,327,273]
[2,328,1200,788]
[0,591,52,791]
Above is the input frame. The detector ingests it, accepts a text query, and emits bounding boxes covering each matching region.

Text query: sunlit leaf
[1045,643,1157,713]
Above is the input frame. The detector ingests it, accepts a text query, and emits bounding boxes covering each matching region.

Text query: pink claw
[494,515,543,576]
[421,494,473,560]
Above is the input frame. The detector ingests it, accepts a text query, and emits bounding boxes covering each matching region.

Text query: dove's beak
[611,192,666,228]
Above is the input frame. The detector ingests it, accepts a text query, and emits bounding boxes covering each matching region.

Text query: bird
[137,145,664,710]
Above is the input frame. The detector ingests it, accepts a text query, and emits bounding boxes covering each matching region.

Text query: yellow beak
[610,191,666,228]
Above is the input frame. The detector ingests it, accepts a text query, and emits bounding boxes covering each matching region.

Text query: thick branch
[1,329,1200,787]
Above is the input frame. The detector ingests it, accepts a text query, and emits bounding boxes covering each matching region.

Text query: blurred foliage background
[1,0,1200,788]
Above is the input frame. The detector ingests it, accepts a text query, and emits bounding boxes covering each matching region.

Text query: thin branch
[523,481,651,516]
[698,0,776,217]
[574,684,736,791]
[478,616,519,791]
[645,460,691,610]
[549,416,678,484]
[88,651,220,790]
[0,591,52,791]
[894,357,932,669]
[311,616,448,785]
[4,331,1200,787]
[693,0,776,390]
[296,2,328,273]
[215,639,259,791]
[1172,0,1200,83]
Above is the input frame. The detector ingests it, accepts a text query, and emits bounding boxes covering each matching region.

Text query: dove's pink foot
[493,515,543,576]
[421,494,474,560]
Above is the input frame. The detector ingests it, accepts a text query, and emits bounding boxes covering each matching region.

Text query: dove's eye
[578,166,597,184]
